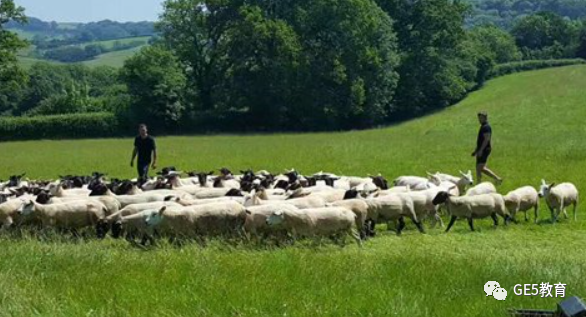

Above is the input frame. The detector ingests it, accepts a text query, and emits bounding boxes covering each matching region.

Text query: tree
[219,5,302,129]
[512,11,578,58]
[376,0,472,115]
[0,0,28,115]
[286,0,400,129]
[120,45,187,130]
[576,24,586,59]
[468,25,522,63]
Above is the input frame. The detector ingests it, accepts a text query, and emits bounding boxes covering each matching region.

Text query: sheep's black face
[324,177,337,187]
[344,189,359,200]
[274,180,288,190]
[36,191,52,204]
[305,177,317,187]
[115,181,133,195]
[286,182,302,191]
[285,171,298,183]
[372,176,389,190]
[432,192,450,205]
[111,222,123,238]
[96,221,109,239]
[260,178,273,189]
[240,181,253,192]
[89,184,108,196]
[226,189,243,197]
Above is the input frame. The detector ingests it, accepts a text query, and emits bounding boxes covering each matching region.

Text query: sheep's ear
[541,179,546,185]
[159,206,167,215]
[549,183,556,189]
[245,209,252,215]
[427,171,434,177]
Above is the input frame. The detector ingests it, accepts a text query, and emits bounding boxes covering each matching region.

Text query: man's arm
[130,147,137,167]
[151,149,157,169]
[476,133,491,156]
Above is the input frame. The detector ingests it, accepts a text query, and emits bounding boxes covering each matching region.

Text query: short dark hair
[138,123,147,129]
[477,111,488,117]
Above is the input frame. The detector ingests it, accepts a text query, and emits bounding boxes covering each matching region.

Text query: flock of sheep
[0,167,579,246]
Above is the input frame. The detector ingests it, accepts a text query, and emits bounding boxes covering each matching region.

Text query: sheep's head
[266,210,285,226]
[89,184,109,196]
[35,191,53,204]
[111,221,123,239]
[459,170,474,186]
[538,179,555,198]
[8,173,26,187]
[432,192,451,205]
[370,175,389,190]
[193,171,214,186]
[274,180,289,190]
[96,219,109,239]
[145,207,166,227]
[18,200,35,216]
[324,176,339,187]
[344,189,359,200]
[225,188,243,197]
[284,169,299,183]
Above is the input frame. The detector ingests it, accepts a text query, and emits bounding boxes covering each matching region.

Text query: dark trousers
[137,161,150,182]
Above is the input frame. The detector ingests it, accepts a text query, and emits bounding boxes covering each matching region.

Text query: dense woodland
[1,0,586,137]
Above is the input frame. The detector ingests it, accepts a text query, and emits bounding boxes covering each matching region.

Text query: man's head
[138,124,148,137]
[477,111,488,124]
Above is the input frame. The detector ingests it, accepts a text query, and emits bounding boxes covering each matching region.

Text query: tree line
[1,0,586,135]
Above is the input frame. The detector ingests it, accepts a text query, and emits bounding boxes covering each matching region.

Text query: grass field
[1,65,586,316]
[17,44,145,69]
[78,36,151,49]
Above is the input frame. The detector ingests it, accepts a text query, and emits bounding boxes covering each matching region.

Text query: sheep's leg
[367,220,376,237]
[573,199,578,221]
[467,217,475,232]
[445,216,457,233]
[557,199,566,220]
[549,205,556,224]
[412,217,425,234]
[351,229,362,247]
[396,217,406,236]
[524,209,529,222]
[491,213,499,227]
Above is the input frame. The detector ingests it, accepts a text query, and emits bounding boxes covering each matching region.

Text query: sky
[14,0,165,22]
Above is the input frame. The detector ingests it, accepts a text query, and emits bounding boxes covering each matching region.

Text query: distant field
[17,45,145,68]
[81,44,145,67]
[1,66,586,316]
[78,36,151,49]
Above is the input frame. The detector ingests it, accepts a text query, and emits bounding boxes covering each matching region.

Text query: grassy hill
[17,44,145,69]
[1,65,586,316]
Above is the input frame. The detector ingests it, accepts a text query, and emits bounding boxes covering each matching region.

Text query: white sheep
[143,201,247,242]
[503,186,539,223]
[18,200,109,237]
[465,182,497,196]
[243,190,327,209]
[109,201,182,239]
[394,175,441,191]
[432,192,510,232]
[328,199,368,239]
[538,180,579,223]
[429,170,474,194]
[364,194,424,235]
[243,204,299,239]
[265,207,362,246]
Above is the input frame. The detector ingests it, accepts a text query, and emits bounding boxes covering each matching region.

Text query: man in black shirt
[471,111,502,184]
[130,124,157,182]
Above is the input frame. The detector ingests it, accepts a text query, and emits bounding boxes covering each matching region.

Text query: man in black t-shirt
[130,124,157,182]
[471,111,502,184]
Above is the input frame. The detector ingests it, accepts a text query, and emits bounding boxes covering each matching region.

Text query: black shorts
[137,162,150,179]
[476,150,491,165]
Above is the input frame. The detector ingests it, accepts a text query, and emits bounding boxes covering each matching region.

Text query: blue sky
[14,0,165,22]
